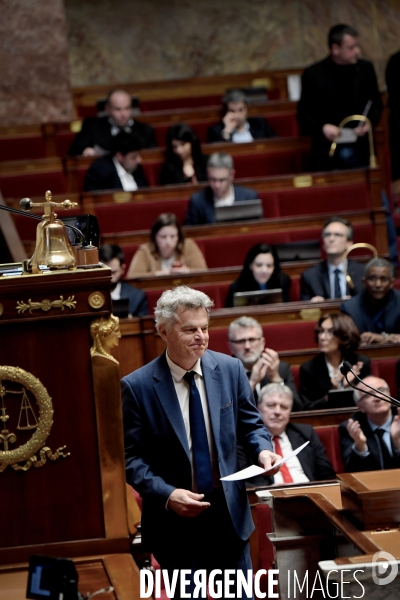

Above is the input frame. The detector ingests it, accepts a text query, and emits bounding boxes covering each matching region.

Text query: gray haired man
[122,286,279,598]
[228,316,303,410]
[184,151,259,225]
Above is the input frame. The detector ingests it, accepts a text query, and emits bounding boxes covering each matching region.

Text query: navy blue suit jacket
[84,155,149,191]
[300,259,364,301]
[184,185,258,226]
[119,282,148,317]
[121,350,272,552]
[341,289,400,334]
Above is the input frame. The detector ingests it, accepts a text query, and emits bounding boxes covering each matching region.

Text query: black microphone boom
[341,363,400,408]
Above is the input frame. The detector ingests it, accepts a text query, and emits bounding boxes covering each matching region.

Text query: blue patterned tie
[334,268,342,298]
[183,371,214,494]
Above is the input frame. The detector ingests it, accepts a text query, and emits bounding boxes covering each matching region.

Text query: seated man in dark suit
[300,216,364,301]
[68,89,157,156]
[207,89,276,143]
[228,316,303,410]
[341,257,400,344]
[184,152,259,225]
[339,376,400,472]
[84,132,149,191]
[240,383,335,486]
[99,244,148,317]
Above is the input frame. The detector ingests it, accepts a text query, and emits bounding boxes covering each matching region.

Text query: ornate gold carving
[90,315,120,364]
[16,295,77,314]
[300,308,322,321]
[0,366,69,472]
[0,303,3,317]
[113,191,132,204]
[293,175,313,188]
[88,291,105,310]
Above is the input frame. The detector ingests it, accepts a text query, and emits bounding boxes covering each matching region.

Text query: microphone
[340,361,400,408]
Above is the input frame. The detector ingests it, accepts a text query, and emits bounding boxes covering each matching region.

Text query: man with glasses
[339,376,400,472]
[184,152,258,225]
[228,316,303,410]
[341,258,400,344]
[300,216,365,302]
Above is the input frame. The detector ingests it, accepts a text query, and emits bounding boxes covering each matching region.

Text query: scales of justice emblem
[0,366,69,472]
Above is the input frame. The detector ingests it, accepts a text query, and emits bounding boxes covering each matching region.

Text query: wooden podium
[0,266,141,598]
[263,471,400,599]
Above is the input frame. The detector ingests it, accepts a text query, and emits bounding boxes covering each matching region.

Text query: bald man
[339,376,400,472]
[68,89,157,156]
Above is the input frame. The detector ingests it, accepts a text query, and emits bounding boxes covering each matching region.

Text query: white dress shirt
[111,282,121,300]
[328,261,347,298]
[213,185,235,207]
[272,431,309,485]
[165,352,219,490]
[232,121,254,143]
[112,156,138,192]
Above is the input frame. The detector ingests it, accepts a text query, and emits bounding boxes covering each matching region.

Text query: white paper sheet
[220,441,310,481]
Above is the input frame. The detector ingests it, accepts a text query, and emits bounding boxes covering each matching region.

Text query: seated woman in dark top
[300,313,371,409]
[158,123,207,185]
[225,243,291,307]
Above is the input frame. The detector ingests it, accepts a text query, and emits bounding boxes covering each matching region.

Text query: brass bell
[20,191,78,274]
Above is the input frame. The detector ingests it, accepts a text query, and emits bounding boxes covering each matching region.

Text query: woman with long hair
[225,243,291,307]
[159,123,207,185]
[300,313,371,409]
[126,213,207,278]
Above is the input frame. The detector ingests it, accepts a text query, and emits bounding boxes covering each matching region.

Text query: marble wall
[0,0,74,126]
[65,0,400,88]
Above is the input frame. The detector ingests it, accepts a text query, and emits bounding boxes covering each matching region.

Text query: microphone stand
[340,361,400,408]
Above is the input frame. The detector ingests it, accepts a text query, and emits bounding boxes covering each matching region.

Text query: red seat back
[0,171,67,198]
[315,426,344,473]
[370,358,398,397]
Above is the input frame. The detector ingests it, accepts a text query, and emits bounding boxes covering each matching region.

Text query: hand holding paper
[220,441,310,481]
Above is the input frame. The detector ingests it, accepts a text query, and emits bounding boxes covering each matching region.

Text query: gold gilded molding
[16,295,77,314]
[90,315,120,364]
[300,308,321,321]
[293,175,313,188]
[88,291,105,310]
[0,366,69,472]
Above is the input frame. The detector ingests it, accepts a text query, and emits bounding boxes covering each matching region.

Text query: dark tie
[374,428,392,469]
[334,268,342,298]
[273,436,293,483]
[183,371,214,494]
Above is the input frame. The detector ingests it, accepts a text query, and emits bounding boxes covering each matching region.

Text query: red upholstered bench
[315,426,344,473]
[0,171,67,198]
[371,357,398,396]
[233,151,307,178]
[95,198,188,233]
[0,137,47,162]
[276,182,371,216]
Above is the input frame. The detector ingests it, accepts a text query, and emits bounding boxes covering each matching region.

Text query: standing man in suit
[122,286,280,597]
[240,383,335,487]
[297,24,382,171]
[300,216,364,302]
[184,152,259,225]
[207,89,276,143]
[68,89,157,156]
[84,132,149,191]
[339,376,400,472]
[228,316,303,410]
[98,244,148,317]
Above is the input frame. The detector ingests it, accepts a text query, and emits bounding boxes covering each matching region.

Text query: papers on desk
[220,441,310,481]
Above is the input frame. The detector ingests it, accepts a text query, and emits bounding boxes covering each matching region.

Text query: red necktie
[273,435,293,483]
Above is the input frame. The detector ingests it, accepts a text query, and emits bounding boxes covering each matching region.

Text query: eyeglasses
[229,337,262,346]
[358,387,389,402]
[316,328,335,338]
[322,231,346,239]
[365,276,391,284]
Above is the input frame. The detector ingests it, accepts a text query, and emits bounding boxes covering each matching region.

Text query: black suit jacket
[299,351,371,409]
[386,50,400,179]
[257,362,303,411]
[68,116,157,155]
[119,282,148,317]
[158,159,207,186]
[300,259,365,301]
[84,155,149,191]
[241,422,336,487]
[207,117,276,143]
[297,57,383,171]
[184,185,259,225]
[339,411,400,472]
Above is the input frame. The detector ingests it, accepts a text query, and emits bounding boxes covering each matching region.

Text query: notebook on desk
[233,288,283,307]
[274,239,321,262]
[214,199,263,222]
[326,388,356,408]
